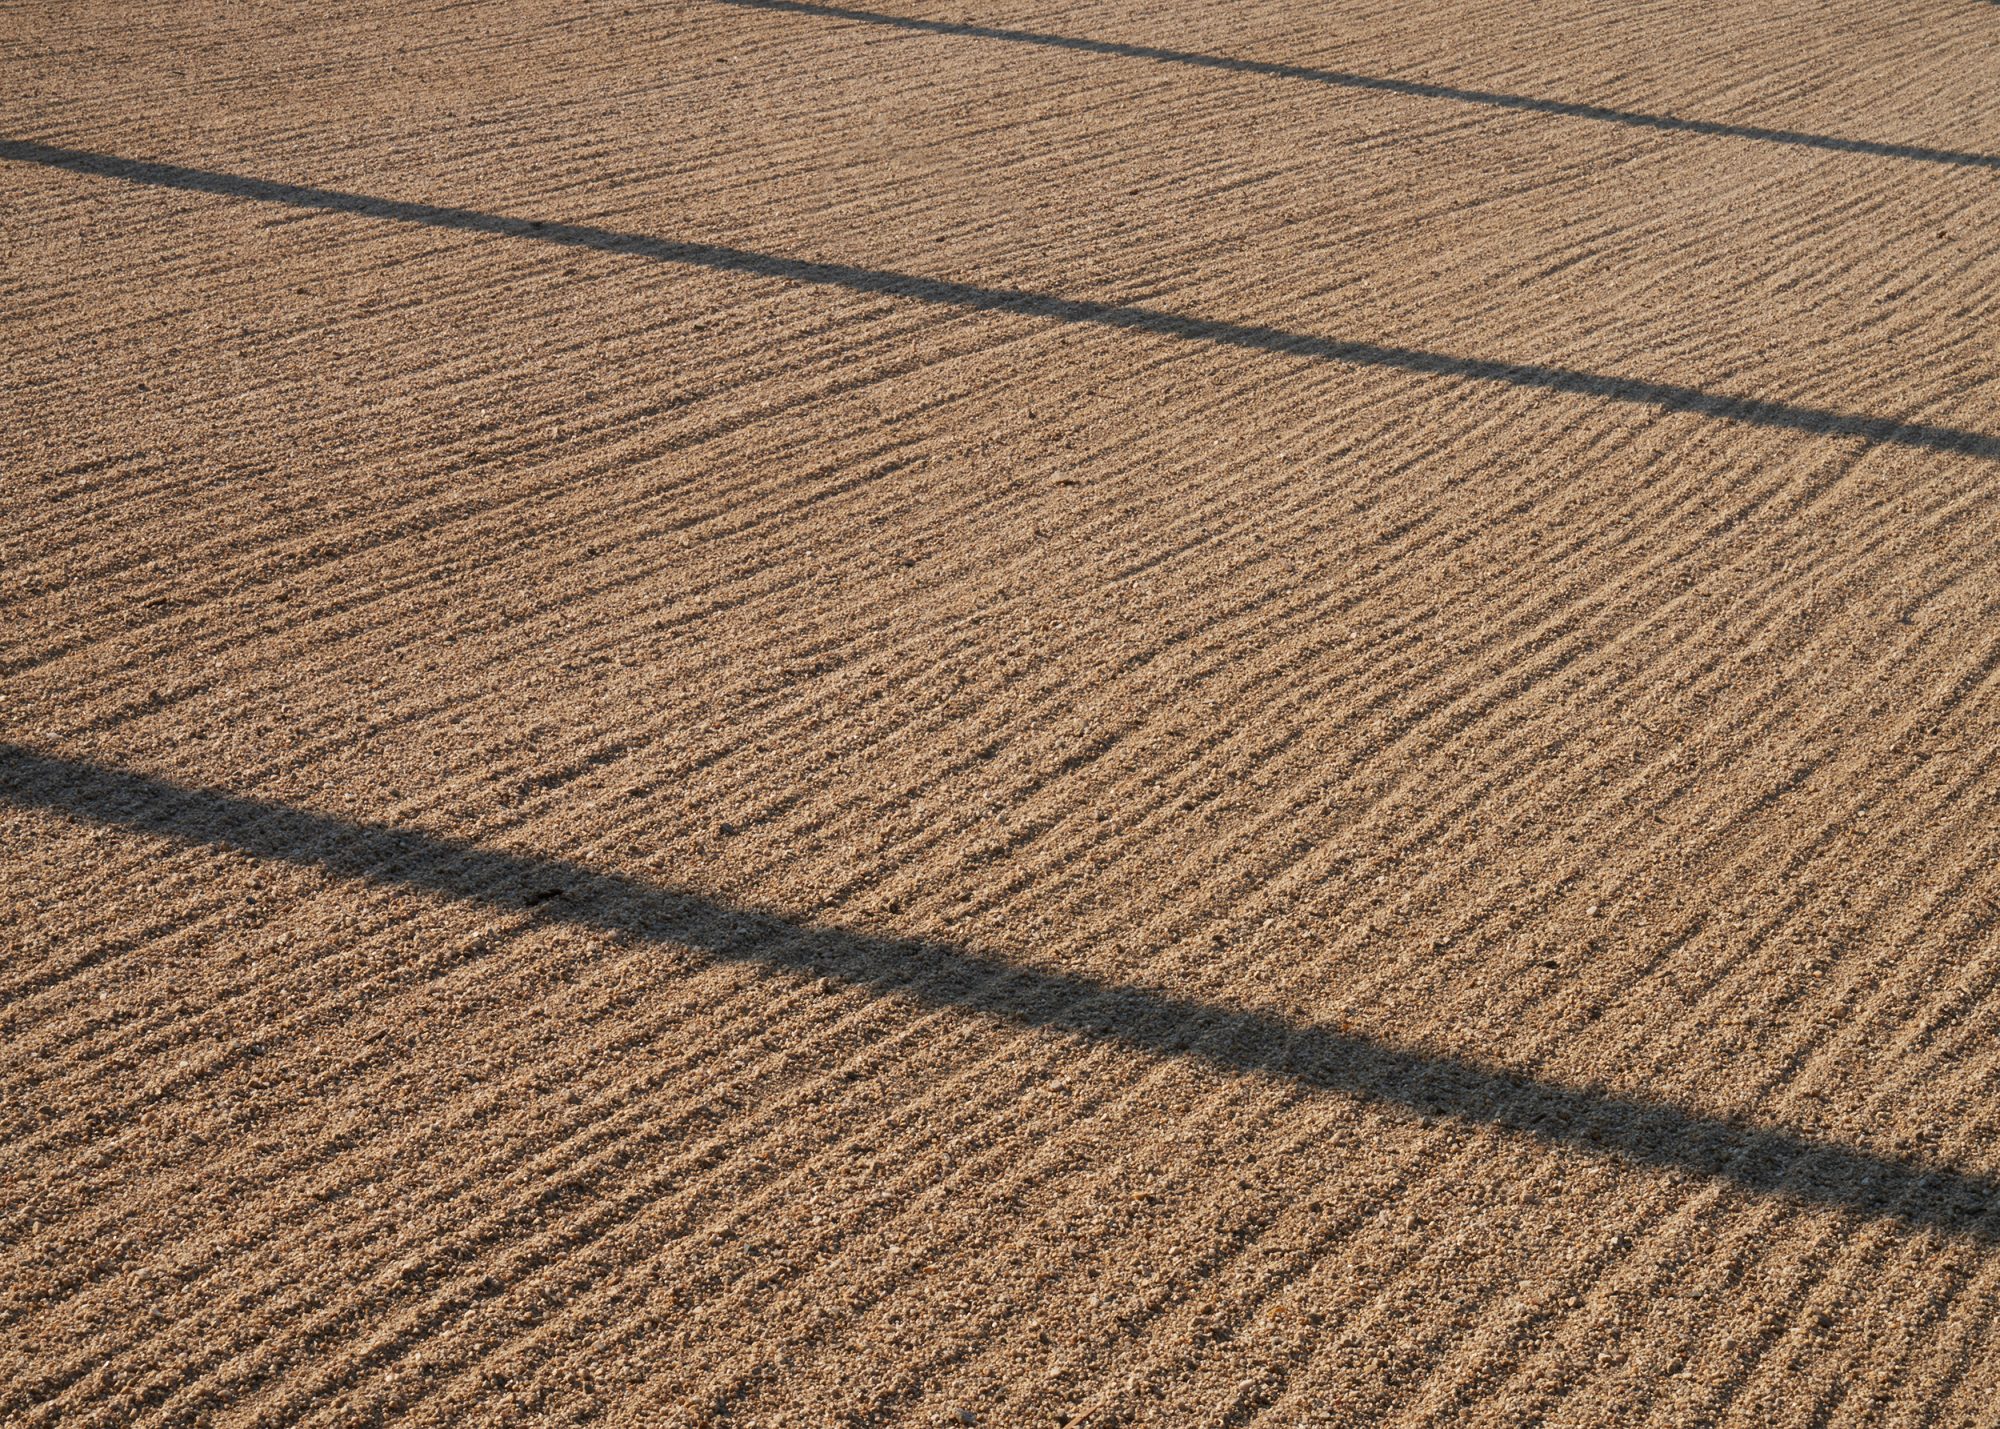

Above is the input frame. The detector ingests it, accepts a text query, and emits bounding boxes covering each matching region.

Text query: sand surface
[5,0,2000,1423]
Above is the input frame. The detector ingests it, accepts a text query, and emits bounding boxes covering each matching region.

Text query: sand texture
[5,0,2000,1422]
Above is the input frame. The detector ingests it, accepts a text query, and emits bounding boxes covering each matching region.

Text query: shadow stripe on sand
[719,0,2000,172]
[4,137,1995,462]
[4,741,1996,1240]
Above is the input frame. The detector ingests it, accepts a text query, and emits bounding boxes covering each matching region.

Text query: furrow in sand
[11,422,1984,1136]
[8,0,2000,1420]
[3,398,1968,1136]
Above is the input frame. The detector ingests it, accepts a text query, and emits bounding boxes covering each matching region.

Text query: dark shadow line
[718,0,2000,172]
[4,138,1994,462]
[3,741,1995,1239]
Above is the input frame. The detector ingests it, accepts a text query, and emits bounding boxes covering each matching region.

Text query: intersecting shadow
[4,741,1995,1240]
[4,139,1994,462]
[719,0,2000,172]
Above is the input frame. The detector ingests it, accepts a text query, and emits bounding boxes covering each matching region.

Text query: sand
[4,0,1999,1422]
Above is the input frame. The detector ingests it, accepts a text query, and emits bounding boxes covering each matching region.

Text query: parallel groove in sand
[5,0,2000,1422]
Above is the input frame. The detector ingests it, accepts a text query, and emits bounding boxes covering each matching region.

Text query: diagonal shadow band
[718,0,2000,172]
[4,137,1995,462]
[3,740,1995,1240]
